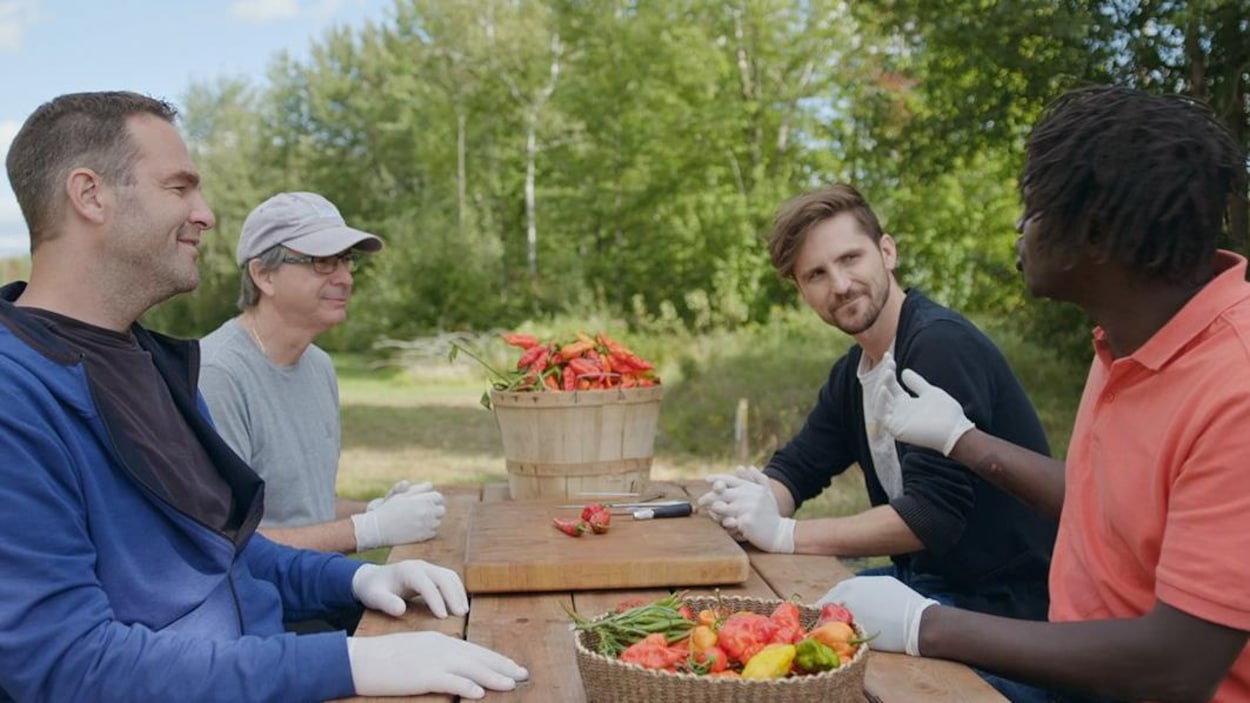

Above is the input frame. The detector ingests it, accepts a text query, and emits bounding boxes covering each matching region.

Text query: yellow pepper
[740,643,796,680]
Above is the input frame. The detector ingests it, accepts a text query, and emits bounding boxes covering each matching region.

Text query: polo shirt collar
[1094,251,1250,371]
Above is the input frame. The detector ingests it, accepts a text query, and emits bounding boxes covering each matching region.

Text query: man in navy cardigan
[0,91,526,702]
[699,183,1055,700]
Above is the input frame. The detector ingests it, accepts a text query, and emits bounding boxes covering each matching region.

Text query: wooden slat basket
[491,385,663,500]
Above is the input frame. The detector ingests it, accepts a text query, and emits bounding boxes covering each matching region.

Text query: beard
[828,281,888,336]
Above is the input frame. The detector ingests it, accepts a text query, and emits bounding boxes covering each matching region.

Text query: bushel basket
[573,595,868,703]
[491,385,663,500]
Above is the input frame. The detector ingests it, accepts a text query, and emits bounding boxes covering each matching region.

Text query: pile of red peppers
[499,331,660,392]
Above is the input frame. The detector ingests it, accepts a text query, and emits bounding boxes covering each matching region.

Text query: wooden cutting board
[463,500,750,593]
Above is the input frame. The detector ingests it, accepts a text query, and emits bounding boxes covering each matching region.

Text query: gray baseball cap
[236,192,384,266]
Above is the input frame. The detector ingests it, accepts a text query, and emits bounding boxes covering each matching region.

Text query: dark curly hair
[1022,85,1246,284]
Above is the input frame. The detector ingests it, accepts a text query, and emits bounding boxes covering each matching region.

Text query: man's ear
[65,168,108,225]
[879,233,899,271]
[248,259,277,297]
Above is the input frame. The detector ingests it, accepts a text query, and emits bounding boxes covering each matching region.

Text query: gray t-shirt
[199,317,340,528]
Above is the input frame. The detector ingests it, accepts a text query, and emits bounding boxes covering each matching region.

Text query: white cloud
[228,0,365,25]
[229,0,300,24]
[0,0,40,52]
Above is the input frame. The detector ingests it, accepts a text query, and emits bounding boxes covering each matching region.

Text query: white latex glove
[872,361,975,456]
[347,632,528,699]
[351,560,468,618]
[816,576,938,656]
[366,479,435,511]
[702,466,795,553]
[352,486,446,550]
[696,465,767,541]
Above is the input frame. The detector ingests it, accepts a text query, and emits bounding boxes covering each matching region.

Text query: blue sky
[0,0,392,257]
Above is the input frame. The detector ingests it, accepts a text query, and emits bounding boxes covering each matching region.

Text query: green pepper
[794,637,840,673]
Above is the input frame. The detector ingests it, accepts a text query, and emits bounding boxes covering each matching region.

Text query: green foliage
[145,0,1248,381]
[657,307,852,461]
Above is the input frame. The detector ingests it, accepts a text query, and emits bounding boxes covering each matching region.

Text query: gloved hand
[701,466,795,553]
[696,465,768,541]
[351,560,468,618]
[367,479,435,511]
[352,485,446,550]
[872,356,974,456]
[816,576,938,656]
[347,631,528,699]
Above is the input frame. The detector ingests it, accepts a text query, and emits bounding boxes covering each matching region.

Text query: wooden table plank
[465,594,586,703]
[339,488,481,703]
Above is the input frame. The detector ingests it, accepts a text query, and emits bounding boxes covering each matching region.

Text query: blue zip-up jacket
[0,282,362,703]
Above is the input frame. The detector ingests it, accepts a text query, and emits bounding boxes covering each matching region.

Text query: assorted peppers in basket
[567,593,866,680]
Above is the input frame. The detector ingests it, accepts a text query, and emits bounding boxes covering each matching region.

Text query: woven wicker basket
[573,595,868,703]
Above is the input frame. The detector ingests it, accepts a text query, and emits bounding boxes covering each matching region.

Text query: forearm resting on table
[948,429,1065,521]
[259,518,359,554]
[792,505,923,557]
[920,600,1247,702]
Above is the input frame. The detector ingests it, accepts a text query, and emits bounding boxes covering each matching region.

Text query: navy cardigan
[765,290,1056,617]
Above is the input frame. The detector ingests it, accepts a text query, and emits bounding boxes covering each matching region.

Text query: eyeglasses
[280,251,363,275]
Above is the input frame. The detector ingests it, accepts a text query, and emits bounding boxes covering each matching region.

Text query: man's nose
[329,260,354,284]
[830,269,853,295]
[190,193,215,230]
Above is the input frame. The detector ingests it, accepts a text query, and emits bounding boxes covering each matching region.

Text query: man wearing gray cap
[200,192,444,556]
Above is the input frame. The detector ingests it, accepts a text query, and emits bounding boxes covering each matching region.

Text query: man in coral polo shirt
[820,85,1250,702]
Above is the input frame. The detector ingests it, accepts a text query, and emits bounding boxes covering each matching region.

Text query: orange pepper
[689,625,718,654]
[808,621,855,649]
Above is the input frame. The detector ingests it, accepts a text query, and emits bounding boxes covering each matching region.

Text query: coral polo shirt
[1050,251,1250,700]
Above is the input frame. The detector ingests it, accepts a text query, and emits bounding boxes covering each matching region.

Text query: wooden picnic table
[341,481,1006,703]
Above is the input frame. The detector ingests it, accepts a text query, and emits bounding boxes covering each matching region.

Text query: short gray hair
[236,245,288,310]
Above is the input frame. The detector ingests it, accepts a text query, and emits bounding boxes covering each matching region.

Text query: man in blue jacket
[0,91,527,702]
[699,183,1055,701]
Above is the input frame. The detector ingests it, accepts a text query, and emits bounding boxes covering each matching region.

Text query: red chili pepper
[768,601,805,644]
[501,332,540,349]
[516,344,546,370]
[581,503,612,533]
[619,633,686,671]
[567,357,601,378]
[717,613,778,664]
[693,645,729,673]
[552,517,587,537]
[559,340,595,361]
[562,366,576,391]
[816,602,855,627]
